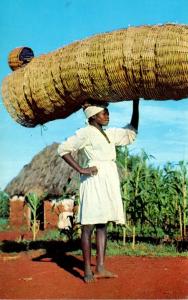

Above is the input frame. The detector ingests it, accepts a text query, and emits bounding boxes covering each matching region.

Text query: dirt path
[0,251,188,299]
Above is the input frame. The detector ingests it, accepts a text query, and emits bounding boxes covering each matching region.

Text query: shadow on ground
[0,239,97,280]
[0,235,188,281]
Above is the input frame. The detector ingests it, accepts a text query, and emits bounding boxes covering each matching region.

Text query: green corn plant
[119,147,131,245]
[177,161,188,238]
[26,193,41,241]
[118,146,133,245]
[179,205,183,238]
[163,161,188,239]
[117,147,188,242]
[121,149,153,246]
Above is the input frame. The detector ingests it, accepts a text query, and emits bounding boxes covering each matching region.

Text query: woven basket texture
[2,24,188,127]
[8,47,34,71]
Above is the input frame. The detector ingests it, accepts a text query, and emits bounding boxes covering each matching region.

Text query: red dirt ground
[0,231,188,299]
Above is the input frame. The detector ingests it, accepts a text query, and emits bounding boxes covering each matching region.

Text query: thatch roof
[4,143,80,197]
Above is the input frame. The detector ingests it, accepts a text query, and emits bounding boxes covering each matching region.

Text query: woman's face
[94,108,109,126]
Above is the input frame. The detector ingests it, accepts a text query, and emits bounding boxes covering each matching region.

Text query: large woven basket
[2,24,188,127]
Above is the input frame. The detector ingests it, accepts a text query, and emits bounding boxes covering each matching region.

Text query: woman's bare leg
[95,223,118,278]
[81,224,95,283]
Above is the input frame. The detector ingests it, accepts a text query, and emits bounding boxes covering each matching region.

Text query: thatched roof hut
[4,143,80,197]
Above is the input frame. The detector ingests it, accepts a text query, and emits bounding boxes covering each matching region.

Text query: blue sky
[0,0,188,190]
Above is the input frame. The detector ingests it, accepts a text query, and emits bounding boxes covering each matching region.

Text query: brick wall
[44,199,74,229]
[10,196,30,229]
[9,196,75,230]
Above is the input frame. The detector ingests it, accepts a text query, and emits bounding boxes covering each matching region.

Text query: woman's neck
[89,121,110,143]
[89,121,103,131]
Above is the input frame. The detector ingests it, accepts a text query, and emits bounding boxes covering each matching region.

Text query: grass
[105,240,188,257]
[0,218,9,231]
[40,229,62,241]
[67,239,188,257]
[68,240,188,257]
[0,226,188,257]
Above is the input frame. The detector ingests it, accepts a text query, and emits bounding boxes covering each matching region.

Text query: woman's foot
[84,271,96,283]
[94,266,118,279]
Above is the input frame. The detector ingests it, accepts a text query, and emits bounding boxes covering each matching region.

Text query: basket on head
[2,24,188,128]
[8,47,34,71]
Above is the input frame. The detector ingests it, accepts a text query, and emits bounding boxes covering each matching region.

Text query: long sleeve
[106,124,137,146]
[58,127,89,156]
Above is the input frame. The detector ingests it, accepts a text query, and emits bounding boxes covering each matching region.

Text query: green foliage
[26,193,41,241]
[105,241,188,257]
[0,218,9,231]
[41,228,62,240]
[117,147,188,241]
[26,193,41,218]
[0,191,9,218]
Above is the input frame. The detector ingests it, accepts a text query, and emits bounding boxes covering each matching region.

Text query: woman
[58,99,139,283]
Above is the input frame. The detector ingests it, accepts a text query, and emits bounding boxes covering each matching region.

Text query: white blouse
[58,124,137,160]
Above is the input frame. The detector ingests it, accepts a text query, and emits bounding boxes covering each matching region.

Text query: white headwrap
[84,106,105,119]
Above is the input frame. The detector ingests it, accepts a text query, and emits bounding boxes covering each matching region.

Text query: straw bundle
[2,24,188,127]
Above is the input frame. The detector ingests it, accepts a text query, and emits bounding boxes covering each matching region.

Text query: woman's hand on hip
[80,166,98,176]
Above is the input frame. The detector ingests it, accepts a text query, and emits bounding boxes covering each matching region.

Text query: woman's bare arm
[130,99,139,131]
[62,153,98,176]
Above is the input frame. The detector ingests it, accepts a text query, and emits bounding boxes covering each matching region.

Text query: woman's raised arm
[130,99,139,131]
